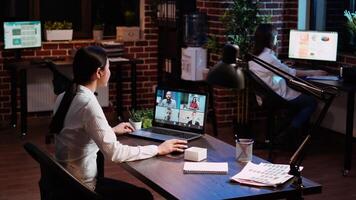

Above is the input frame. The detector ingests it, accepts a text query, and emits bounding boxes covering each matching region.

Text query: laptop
[129,87,208,141]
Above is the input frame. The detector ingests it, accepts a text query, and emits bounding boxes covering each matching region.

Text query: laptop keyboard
[149,128,197,139]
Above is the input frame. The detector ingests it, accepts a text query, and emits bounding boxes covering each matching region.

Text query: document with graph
[231,162,302,187]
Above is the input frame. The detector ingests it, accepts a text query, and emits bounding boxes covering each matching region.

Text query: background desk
[310,79,356,175]
[7,58,142,137]
[7,60,47,136]
[119,135,321,200]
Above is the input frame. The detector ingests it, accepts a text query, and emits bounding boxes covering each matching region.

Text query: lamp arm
[247,53,338,101]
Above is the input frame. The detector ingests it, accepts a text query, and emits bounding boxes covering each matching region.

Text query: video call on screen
[154,89,206,130]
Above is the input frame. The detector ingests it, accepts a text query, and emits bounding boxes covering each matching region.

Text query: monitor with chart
[288,30,338,62]
[3,21,42,49]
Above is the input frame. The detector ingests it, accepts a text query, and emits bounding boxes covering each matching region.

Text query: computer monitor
[288,30,338,62]
[3,21,42,50]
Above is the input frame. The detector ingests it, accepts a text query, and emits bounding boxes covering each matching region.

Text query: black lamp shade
[207,44,245,90]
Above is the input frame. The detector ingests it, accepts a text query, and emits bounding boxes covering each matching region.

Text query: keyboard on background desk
[108,57,129,62]
[305,75,340,81]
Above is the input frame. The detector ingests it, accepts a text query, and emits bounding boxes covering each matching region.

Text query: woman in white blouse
[248,24,327,147]
[51,46,187,199]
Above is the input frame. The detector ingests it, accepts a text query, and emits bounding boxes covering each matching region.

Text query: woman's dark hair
[252,23,275,56]
[50,46,107,134]
[73,46,107,84]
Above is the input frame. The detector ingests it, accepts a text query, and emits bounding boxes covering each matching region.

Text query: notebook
[129,86,208,141]
[183,162,228,174]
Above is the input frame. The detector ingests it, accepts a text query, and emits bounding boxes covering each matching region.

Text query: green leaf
[221,0,270,60]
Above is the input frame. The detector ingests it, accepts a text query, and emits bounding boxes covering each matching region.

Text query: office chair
[247,70,296,159]
[43,61,106,177]
[44,61,72,144]
[45,61,72,95]
[23,142,103,200]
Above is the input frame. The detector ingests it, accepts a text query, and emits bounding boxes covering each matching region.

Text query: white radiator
[27,68,109,112]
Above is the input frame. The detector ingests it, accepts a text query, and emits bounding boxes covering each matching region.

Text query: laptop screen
[154,87,208,133]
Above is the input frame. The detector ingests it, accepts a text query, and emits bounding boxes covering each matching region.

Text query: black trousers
[95,177,153,200]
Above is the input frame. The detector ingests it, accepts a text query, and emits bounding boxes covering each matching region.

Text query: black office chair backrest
[46,61,72,95]
[23,142,103,200]
[247,69,290,109]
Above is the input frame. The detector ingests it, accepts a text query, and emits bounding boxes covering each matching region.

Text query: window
[0,0,29,38]
[40,0,85,37]
[92,0,140,36]
[0,0,141,39]
[309,0,355,51]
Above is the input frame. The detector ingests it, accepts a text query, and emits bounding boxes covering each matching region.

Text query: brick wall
[195,0,299,126]
[1,0,355,129]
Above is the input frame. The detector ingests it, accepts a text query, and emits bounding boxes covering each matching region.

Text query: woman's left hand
[112,122,135,135]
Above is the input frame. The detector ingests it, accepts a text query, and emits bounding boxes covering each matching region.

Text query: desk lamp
[207,44,247,137]
[207,44,245,90]
[247,53,338,199]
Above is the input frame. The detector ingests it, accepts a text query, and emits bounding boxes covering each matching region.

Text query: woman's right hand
[157,139,188,155]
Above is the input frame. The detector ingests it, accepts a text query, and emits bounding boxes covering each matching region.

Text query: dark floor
[0,115,355,200]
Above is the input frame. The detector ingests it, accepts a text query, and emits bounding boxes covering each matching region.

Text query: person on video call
[248,24,327,146]
[50,46,187,199]
[189,95,200,110]
[159,91,176,108]
[187,111,200,126]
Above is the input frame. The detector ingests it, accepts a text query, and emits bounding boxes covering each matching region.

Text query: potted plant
[129,109,144,130]
[44,21,73,41]
[129,109,154,130]
[141,109,153,129]
[116,9,140,41]
[221,0,268,60]
[344,10,356,50]
[93,23,104,41]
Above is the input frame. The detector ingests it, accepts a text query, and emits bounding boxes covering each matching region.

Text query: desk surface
[119,134,321,200]
[309,78,356,92]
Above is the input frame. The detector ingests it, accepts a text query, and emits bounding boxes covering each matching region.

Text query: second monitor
[3,21,42,50]
[288,29,338,62]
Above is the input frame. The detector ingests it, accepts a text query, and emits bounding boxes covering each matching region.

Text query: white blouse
[54,85,158,190]
[248,48,301,101]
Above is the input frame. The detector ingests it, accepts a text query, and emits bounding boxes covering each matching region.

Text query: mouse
[170,151,184,155]
[170,150,185,156]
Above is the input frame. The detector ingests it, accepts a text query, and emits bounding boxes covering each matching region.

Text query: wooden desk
[309,79,356,175]
[6,57,142,136]
[118,135,321,200]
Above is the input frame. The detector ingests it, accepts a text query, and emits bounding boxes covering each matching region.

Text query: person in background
[248,24,327,147]
[159,91,176,108]
[50,46,187,199]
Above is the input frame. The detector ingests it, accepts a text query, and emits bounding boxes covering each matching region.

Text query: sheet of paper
[231,162,302,187]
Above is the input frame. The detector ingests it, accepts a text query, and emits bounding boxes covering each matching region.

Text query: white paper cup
[236,139,254,162]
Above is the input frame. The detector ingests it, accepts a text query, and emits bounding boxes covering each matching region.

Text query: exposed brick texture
[0,0,158,124]
[0,0,355,128]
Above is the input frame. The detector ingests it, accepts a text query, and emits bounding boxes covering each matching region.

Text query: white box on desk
[116,26,140,41]
[184,147,207,162]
